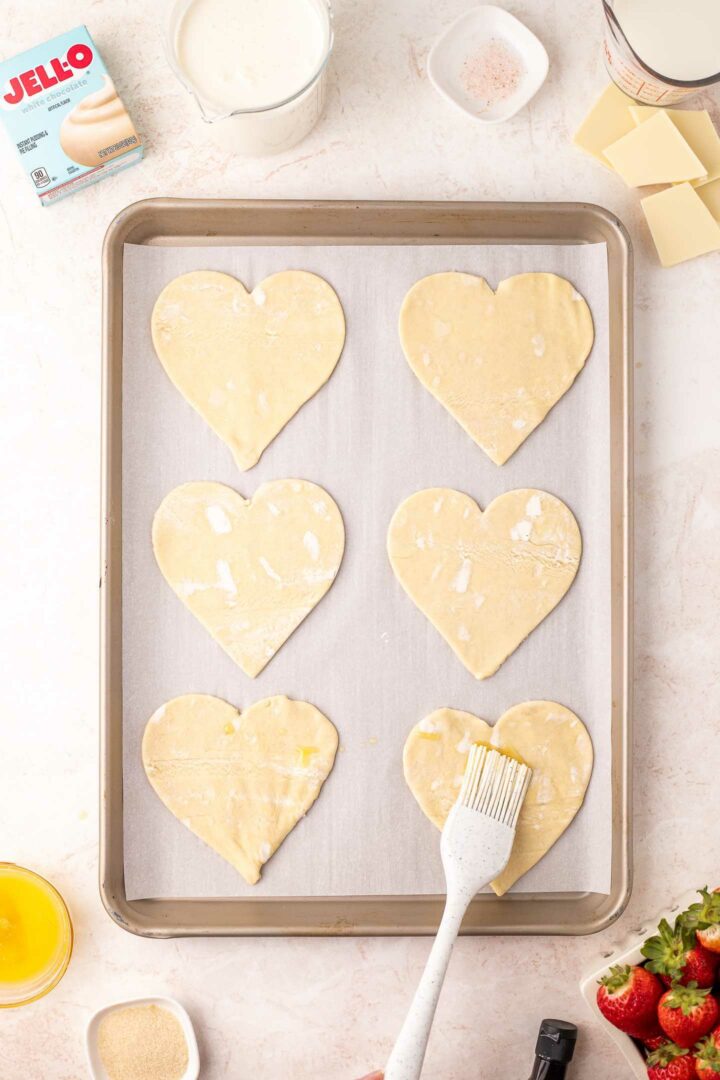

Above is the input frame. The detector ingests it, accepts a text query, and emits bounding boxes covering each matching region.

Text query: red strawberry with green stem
[696,1026,720,1080]
[658,983,720,1049]
[646,1043,698,1080]
[698,925,720,954]
[597,964,664,1038]
[642,917,719,987]
[682,888,720,956]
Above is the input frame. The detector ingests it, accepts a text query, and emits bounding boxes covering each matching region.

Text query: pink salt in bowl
[427,5,549,124]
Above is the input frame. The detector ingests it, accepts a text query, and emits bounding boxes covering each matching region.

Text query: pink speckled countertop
[2,1,720,1076]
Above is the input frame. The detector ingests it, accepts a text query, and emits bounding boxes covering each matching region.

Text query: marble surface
[1,1,719,1076]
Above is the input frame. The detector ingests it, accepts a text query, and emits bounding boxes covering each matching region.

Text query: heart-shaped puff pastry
[399,272,594,465]
[387,487,581,679]
[151,270,346,471]
[403,702,593,895]
[143,694,338,885]
[153,479,345,677]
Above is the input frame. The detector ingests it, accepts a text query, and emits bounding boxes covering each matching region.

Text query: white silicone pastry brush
[384,745,532,1080]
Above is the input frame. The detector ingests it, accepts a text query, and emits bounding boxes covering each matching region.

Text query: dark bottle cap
[535,1019,578,1064]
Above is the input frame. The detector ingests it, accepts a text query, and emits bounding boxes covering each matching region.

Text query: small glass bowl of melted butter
[0,863,73,1007]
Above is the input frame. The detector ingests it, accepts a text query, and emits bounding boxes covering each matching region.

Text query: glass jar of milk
[165,0,333,155]
[603,0,720,104]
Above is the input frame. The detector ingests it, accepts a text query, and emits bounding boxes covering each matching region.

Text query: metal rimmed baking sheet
[101,199,632,936]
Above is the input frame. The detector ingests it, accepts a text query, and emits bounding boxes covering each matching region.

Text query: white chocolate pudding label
[60,75,138,167]
[0,25,142,204]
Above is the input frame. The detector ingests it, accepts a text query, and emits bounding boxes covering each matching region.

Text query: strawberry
[646,1042,698,1080]
[644,1034,672,1051]
[681,887,720,929]
[698,925,720,954]
[682,889,720,956]
[646,1043,698,1080]
[597,964,664,1038]
[696,1027,720,1079]
[658,983,720,1048]
[642,917,719,987]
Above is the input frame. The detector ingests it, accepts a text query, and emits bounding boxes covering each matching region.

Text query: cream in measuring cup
[604,0,720,103]
[166,0,333,156]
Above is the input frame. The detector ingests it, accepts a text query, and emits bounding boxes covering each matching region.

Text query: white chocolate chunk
[604,111,706,187]
[641,182,720,267]
[573,82,636,167]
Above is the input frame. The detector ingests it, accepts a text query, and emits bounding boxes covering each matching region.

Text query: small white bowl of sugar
[428,5,549,123]
[86,996,200,1080]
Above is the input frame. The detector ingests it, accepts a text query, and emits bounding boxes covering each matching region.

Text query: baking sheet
[122,240,611,900]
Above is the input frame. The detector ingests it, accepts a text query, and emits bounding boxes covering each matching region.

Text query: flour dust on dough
[403,702,593,895]
[399,271,594,465]
[387,487,581,680]
[153,479,345,677]
[143,694,338,885]
[151,270,346,471]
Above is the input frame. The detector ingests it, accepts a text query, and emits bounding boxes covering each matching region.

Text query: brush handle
[384,884,473,1080]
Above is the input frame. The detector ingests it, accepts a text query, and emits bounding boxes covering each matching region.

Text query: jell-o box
[0,25,143,205]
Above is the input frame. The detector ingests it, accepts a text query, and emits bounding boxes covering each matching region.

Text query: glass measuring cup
[603,0,720,104]
[164,0,334,156]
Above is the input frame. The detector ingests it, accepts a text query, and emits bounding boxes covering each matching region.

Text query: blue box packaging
[0,25,143,204]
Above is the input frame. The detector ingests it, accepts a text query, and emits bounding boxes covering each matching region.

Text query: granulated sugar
[97,1003,189,1080]
[460,37,525,113]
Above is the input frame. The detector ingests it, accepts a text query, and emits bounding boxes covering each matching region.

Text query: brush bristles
[459,745,532,829]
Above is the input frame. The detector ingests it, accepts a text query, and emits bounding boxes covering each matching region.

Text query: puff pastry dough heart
[143,694,338,885]
[153,479,345,677]
[151,270,346,471]
[403,702,593,895]
[387,487,581,679]
[399,272,594,465]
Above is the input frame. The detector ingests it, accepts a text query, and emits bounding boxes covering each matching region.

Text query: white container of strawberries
[580,887,720,1079]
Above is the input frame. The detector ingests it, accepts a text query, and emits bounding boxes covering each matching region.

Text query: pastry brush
[384,745,532,1080]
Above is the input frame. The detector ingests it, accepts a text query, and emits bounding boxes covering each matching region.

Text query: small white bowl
[428,5,549,124]
[86,996,200,1080]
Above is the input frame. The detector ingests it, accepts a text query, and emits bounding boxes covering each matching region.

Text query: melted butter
[224,722,235,735]
[473,740,527,766]
[0,868,70,986]
[297,745,318,767]
[418,732,442,741]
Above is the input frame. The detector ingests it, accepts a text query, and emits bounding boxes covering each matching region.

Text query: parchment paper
[122,240,611,899]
